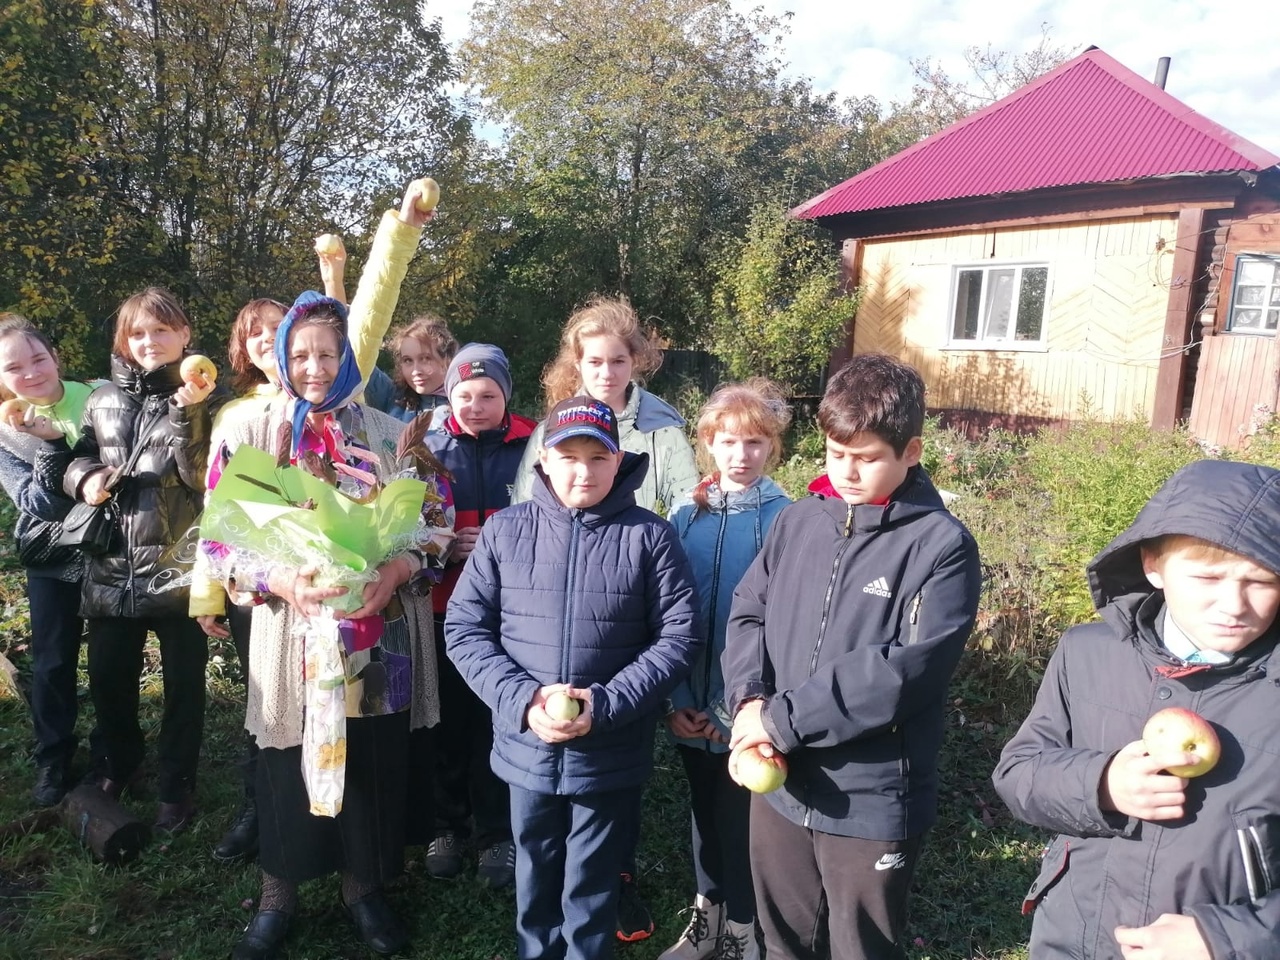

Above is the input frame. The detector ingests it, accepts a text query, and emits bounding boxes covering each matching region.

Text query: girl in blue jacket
[661,380,792,960]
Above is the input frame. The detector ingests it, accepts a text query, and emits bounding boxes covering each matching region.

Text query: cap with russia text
[543,396,621,453]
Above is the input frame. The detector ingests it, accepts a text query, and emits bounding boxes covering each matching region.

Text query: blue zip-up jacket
[445,451,703,795]
[722,466,981,840]
[668,476,790,751]
[365,365,449,424]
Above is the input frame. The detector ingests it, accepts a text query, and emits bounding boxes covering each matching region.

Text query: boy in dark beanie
[419,343,538,888]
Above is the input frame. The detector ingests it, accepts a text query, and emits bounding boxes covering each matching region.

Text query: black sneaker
[477,839,516,889]
[424,831,464,879]
[616,872,654,942]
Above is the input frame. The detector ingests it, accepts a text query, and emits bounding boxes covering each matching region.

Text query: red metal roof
[794,48,1280,220]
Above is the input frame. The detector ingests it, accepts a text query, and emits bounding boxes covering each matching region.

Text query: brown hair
[0,313,60,401]
[541,296,663,411]
[387,314,458,407]
[228,298,288,394]
[690,378,792,511]
[818,353,925,455]
[112,287,192,361]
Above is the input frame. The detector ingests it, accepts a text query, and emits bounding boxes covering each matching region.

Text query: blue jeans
[509,784,641,960]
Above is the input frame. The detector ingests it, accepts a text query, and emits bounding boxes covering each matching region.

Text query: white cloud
[423,0,1280,155]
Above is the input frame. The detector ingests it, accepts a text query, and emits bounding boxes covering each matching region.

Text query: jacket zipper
[803,503,855,828]
[121,401,163,618]
[700,501,731,752]
[908,592,923,645]
[557,514,583,783]
[807,504,856,677]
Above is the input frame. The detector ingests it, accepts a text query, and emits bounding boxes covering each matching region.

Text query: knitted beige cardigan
[224,403,440,750]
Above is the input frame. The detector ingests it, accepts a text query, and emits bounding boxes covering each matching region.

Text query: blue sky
[427,0,1280,156]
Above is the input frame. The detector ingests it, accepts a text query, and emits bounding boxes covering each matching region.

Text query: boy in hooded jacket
[446,396,702,960]
[722,354,982,960]
[993,459,1280,960]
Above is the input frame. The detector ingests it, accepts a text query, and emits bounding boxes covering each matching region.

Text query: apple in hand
[413,177,441,213]
[545,691,582,722]
[314,233,343,256]
[735,745,788,794]
[1142,707,1221,777]
[0,398,32,427]
[180,354,218,389]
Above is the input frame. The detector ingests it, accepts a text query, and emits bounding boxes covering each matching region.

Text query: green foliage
[708,203,855,396]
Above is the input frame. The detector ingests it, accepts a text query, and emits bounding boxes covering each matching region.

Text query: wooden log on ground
[59,784,151,864]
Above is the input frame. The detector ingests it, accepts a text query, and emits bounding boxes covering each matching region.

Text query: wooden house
[794,47,1280,446]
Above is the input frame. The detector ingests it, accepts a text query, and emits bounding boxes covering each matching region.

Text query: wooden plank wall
[853,215,1178,421]
[1186,334,1277,445]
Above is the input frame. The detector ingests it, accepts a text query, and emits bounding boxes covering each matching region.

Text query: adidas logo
[862,577,892,598]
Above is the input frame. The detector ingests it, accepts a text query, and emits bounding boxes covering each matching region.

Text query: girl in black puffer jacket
[62,287,216,833]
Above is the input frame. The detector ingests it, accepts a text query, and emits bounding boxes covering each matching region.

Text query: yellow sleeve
[347,210,425,389]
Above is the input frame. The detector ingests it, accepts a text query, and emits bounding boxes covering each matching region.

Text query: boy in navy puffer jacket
[446,396,702,960]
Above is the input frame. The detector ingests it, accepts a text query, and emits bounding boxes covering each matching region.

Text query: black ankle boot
[344,891,409,956]
[213,799,259,863]
[230,909,290,960]
[32,761,69,807]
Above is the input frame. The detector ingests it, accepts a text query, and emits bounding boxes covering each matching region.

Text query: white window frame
[945,262,1050,351]
[1227,253,1280,336]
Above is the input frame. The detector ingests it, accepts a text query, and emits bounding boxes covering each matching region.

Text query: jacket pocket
[1023,836,1070,916]
[1232,809,1280,904]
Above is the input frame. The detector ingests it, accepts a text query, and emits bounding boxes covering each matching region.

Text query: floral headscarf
[275,291,364,455]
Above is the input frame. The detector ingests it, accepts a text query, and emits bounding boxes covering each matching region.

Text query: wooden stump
[60,784,151,864]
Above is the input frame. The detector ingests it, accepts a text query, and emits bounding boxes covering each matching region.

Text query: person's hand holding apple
[1114,913,1210,960]
[397,178,439,230]
[527,684,592,744]
[1099,739,1197,821]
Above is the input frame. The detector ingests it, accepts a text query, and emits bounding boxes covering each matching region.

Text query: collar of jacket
[1103,589,1280,679]
[807,466,945,533]
[620,383,686,434]
[702,475,789,514]
[111,355,184,396]
[531,450,650,522]
[444,411,538,444]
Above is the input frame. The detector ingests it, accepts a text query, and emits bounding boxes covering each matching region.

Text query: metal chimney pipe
[1154,57,1171,89]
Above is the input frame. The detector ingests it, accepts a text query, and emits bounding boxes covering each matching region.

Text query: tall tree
[0,0,145,372]
[99,0,467,338]
[464,0,809,339]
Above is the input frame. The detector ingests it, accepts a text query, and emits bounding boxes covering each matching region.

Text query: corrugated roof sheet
[794,48,1280,220]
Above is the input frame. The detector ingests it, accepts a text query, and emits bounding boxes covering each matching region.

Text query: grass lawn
[0,571,1046,960]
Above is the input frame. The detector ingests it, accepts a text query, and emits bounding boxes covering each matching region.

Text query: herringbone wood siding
[853,216,1178,420]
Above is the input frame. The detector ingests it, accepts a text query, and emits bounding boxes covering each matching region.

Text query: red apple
[545,691,581,722]
[736,745,788,794]
[1142,707,1220,777]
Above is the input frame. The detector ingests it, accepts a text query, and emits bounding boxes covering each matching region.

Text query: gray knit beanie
[444,342,512,402]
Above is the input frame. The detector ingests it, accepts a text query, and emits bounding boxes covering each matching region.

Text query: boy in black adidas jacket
[722,354,981,960]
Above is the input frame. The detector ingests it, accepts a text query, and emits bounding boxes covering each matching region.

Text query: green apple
[736,745,787,793]
[545,691,581,722]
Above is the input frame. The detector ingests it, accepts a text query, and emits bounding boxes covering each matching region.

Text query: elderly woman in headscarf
[206,291,453,960]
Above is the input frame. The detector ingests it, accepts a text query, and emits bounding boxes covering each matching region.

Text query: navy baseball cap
[544,397,621,452]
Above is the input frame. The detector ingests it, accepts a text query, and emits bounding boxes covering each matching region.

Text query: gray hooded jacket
[992,459,1280,959]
